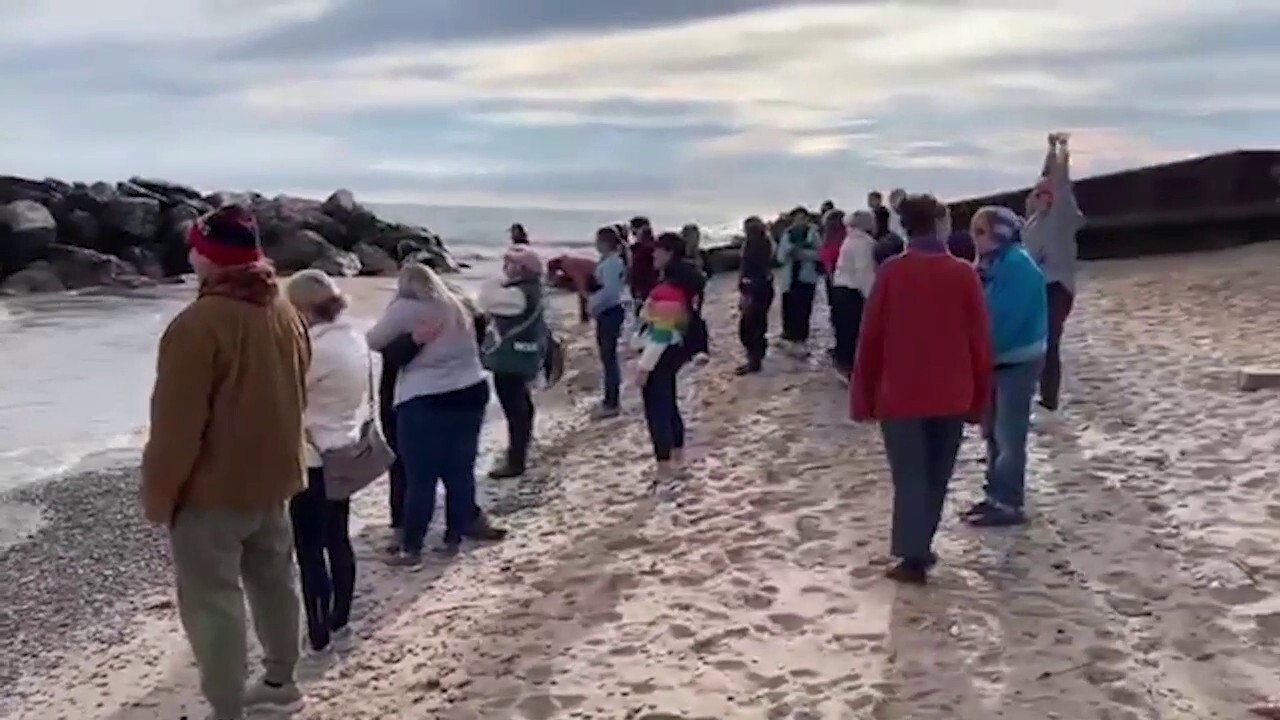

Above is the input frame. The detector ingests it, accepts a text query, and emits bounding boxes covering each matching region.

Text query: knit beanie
[188,205,263,267]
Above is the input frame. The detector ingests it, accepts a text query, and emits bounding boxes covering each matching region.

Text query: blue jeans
[595,304,624,409]
[395,387,488,552]
[983,357,1044,512]
[881,416,965,564]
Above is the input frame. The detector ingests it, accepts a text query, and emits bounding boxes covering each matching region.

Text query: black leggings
[830,286,866,370]
[781,281,817,342]
[738,284,774,364]
[290,468,355,652]
[642,348,686,462]
[492,373,535,468]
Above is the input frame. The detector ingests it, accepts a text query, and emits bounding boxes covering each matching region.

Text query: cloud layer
[2,0,1276,222]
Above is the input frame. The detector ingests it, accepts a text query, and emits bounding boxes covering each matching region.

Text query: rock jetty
[0,176,457,296]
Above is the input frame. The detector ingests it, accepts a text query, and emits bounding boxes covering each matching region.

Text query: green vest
[483,280,546,379]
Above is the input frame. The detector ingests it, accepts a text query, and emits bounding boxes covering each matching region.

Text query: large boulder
[101,196,162,245]
[47,244,151,290]
[118,245,166,280]
[128,177,202,203]
[321,189,378,243]
[262,195,349,249]
[311,249,361,277]
[57,209,102,251]
[265,229,351,274]
[372,223,458,272]
[0,199,57,273]
[0,176,63,205]
[155,203,201,275]
[353,241,398,276]
[0,260,64,295]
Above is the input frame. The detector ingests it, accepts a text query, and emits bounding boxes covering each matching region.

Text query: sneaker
[487,461,525,480]
[885,561,928,585]
[465,511,509,542]
[244,679,304,713]
[591,404,621,420]
[432,541,462,557]
[734,362,762,376]
[329,625,353,651]
[691,352,711,367]
[966,504,1027,528]
[385,549,423,567]
[960,500,992,518]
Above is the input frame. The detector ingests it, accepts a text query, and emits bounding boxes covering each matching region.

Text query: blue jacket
[588,252,626,316]
[980,244,1048,365]
[776,223,821,292]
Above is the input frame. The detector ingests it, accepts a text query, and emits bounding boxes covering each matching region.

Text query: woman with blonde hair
[366,262,505,565]
[284,269,368,653]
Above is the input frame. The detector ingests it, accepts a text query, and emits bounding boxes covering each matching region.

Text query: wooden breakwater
[948,150,1280,259]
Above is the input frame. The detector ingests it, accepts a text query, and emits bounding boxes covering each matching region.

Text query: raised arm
[365,297,418,351]
[1046,135,1084,225]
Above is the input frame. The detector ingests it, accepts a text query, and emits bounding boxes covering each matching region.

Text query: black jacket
[738,231,774,294]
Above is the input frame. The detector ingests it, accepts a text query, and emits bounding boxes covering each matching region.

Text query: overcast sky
[1,0,1276,218]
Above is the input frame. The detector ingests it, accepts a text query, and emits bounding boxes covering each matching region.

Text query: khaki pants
[170,506,300,718]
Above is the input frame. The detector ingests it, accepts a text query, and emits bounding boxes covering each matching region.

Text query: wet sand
[5,244,1280,719]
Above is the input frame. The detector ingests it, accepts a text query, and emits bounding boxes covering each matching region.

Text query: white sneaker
[330,625,354,651]
[243,679,304,713]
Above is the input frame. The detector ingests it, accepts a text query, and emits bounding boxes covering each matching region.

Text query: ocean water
[0,203,735,499]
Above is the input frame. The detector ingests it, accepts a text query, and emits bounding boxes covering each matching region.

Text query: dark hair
[629,216,650,231]
[655,231,685,258]
[868,191,882,200]
[595,225,622,249]
[898,194,943,237]
[788,206,809,220]
[509,223,528,244]
[820,200,835,213]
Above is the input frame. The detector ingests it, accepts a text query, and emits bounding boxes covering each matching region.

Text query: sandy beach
[4,243,1280,719]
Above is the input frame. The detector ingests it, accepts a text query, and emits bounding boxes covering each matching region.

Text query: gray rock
[0,176,63,205]
[353,241,398,276]
[322,188,358,217]
[311,249,361,277]
[47,244,151,290]
[102,196,161,244]
[265,229,343,273]
[0,260,64,295]
[57,209,101,251]
[118,246,166,280]
[0,200,57,272]
[127,177,202,202]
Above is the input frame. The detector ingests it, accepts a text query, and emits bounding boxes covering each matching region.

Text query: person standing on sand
[1023,133,1084,416]
[681,223,704,275]
[830,210,877,379]
[966,206,1047,528]
[627,217,659,316]
[367,263,506,566]
[283,270,367,657]
[852,195,993,585]
[776,206,822,352]
[637,233,706,478]
[868,191,891,240]
[818,208,847,357]
[886,188,908,239]
[735,215,775,376]
[588,226,627,418]
[479,245,547,479]
[141,205,308,720]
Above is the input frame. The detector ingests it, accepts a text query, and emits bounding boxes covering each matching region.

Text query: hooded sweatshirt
[1022,148,1086,293]
[637,259,707,370]
[141,263,311,525]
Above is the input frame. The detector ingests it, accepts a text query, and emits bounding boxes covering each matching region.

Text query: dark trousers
[396,387,488,552]
[595,304,624,409]
[738,283,774,365]
[379,365,407,531]
[983,358,1043,511]
[289,468,355,652]
[880,416,965,564]
[780,281,817,342]
[824,275,837,340]
[1040,282,1075,410]
[642,348,686,462]
[492,373,534,469]
[830,286,865,371]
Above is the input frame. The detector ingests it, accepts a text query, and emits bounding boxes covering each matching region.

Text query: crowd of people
[139,133,1082,718]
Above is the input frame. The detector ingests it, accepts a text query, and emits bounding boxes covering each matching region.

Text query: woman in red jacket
[851,194,993,584]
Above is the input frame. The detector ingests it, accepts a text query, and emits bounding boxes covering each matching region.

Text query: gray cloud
[226,0,888,60]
